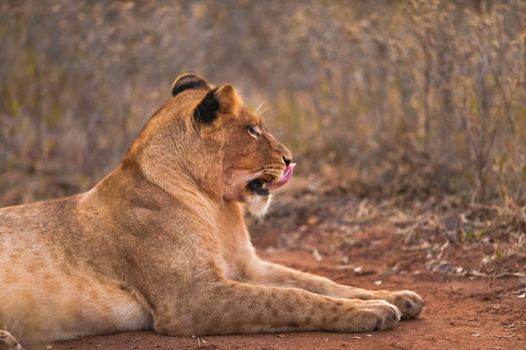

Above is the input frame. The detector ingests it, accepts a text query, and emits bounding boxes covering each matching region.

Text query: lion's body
[0,74,423,349]
[0,191,152,344]
[0,162,254,343]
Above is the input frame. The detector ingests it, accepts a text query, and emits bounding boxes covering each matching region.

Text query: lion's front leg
[155,280,401,336]
[243,257,424,320]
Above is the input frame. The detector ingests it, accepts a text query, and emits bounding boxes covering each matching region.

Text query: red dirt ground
[27,247,525,350]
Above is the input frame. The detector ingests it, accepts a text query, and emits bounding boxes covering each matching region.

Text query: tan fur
[0,74,423,348]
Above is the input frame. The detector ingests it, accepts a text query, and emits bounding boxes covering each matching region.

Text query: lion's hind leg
[0,330,21,350]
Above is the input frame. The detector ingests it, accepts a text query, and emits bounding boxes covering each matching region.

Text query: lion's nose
[283,156,291,166]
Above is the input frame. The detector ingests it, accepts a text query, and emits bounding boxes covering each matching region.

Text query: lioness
[0,74,423,349]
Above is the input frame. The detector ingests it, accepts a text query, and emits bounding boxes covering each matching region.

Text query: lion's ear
[171,73,212,97]
[194,83,242,123]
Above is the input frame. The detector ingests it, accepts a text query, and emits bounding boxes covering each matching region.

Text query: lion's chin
[245,193,272,218]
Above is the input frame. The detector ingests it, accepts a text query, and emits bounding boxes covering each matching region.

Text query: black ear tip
[194,87,220,123]
[171,73,211,97]
[193,83,241,124]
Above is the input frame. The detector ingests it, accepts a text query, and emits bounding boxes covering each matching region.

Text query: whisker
[254,102,271,117]
[254,102,266,116]
[233,166,278,188]
[240,170,264,184]
[237,171,261,185]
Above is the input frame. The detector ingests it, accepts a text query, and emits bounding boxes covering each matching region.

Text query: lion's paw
[0,330,21,350]
[347,300,401,332]
[385,290,424,320]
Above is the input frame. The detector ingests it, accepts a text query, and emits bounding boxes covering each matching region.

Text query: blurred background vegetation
[1,0,525,212]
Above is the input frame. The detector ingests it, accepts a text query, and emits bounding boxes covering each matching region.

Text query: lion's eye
[248,125,260,139]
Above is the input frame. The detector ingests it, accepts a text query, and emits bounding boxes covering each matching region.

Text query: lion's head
[127,73,294,217]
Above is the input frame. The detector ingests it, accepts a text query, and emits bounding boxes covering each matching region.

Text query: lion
[0,74,423,349]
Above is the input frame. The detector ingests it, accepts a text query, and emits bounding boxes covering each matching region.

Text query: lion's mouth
[247,163,296,197]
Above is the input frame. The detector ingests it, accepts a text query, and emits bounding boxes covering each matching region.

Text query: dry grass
[0,1,525,257]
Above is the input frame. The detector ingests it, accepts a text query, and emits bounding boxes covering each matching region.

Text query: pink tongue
[268,163,296,190]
